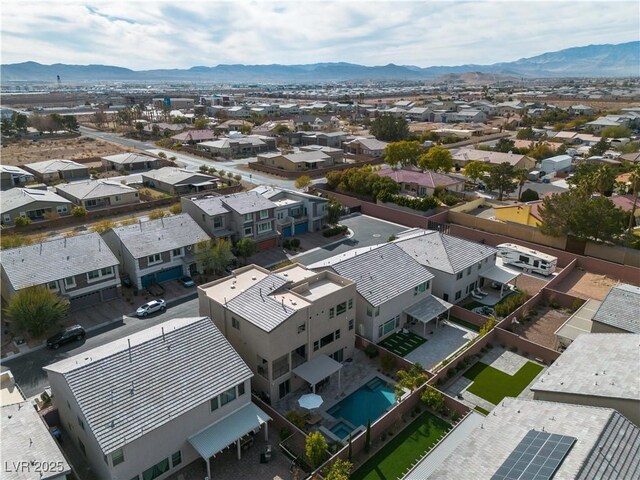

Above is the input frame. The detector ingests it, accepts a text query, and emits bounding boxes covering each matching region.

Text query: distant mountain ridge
[1,41,638,83]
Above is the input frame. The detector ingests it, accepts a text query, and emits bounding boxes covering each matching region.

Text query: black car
[46,325,86,349]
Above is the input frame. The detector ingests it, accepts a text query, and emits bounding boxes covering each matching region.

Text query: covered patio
[292,354,343,394]
[188,402,271,480]
[404,295,454,336]
[477,266,520,306]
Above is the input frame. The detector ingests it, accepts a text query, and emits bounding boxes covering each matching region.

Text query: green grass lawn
[474,406,490,415]
[464,361,544,405]
[461,300,484,310]
[447,316,481,332]
[351,411,451,480]
[378,331,426,357]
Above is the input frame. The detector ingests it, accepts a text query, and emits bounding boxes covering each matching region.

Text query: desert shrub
[169,203,182,215]
[148,209,168,220]
[494,291,528,317]
[570,298,585,313]
[14,216,32,227]
[291,238,300,249]
[364,345,379,358]
[323,225,348,237]
[71,206,87,217]
[286,411,307,430]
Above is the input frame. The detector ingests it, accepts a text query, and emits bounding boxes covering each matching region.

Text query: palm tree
[515,169,529,201]
[593,166,615,196]
[627,164,640,232]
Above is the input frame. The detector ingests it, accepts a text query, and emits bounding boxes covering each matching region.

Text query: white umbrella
[298,393,323,409]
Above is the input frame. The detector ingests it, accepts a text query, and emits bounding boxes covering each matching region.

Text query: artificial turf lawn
[378,331,426,357]
[447,316,481,332]
[474,405,490,415]
[351,411,451,480]
[464,361,544,405]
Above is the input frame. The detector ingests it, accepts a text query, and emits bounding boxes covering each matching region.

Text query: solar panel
[492,430,577,480]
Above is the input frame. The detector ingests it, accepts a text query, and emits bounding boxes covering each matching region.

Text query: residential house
[584,117,623,134]
[251,186,329,237]
[496,100,525,115]
[254,150,335,172]
[1,188,72,225]
[309,243,443,342]
[422,398,639,480]
[226,106,252,118]
[375,167,465,197]
[141,167,218,195]
[216,119,253,132]
[620,152,640,163]
[197,135,276,159]
[447,110,487,123]
[23,159,90,183]
[101,214,210,289]
[405,107,434,122]
[181,191,278,250]
[199,264,356,402]
[393,229,511,304]
[2,400,71,480]
[591,284,640,334]
[0,165,35,190]
[470,100,498,116]
[569,104,594,116]
[531,334,640,426]
[171,129,216,144]
[44,316,270,480]
[0,233,120,310]
[55,180,139,210]
[278,104,301,115]
[343,137,388,157]
[451,148,536,170]
[101,152,161,172]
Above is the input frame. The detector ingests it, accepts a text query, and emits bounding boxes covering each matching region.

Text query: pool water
[327,377,395,429]
[329,421,353,440]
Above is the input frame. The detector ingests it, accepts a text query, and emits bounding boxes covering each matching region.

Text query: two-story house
[44,316,270,480]
[0,233,120,310]
[101,214,210,289]
[181,191,279,250]
[55,180,140,210]
[1,187,72,225]
[394,229,517,303]
[199,263,356,402]
[309,243,442,342]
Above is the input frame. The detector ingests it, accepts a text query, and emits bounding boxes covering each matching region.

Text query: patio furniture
[471,291,484,300]
[264,444,272,461]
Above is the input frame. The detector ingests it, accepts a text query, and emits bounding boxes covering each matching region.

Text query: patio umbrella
[298,393,323,410]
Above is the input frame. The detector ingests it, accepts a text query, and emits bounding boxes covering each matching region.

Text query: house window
[298,322,306,333]
[213,216,223,229]
[348,298,353,310]
[172,248,183,257]
[320,332,335,348]
[115,195,121,201]
[56,205,68,213]
[313,340,319,351]
[147,253,162,265]
[259,209,269,219]
[244,226,253,237]
[210,397,219,412]
[443,293,449,301]
[466,267,472,276]
[366,306,372,317]
[348,319,354,331]
[112,448,125,466]
[101,266,113,276]
[257,222,272,234]
[336,302,347,315]
[378,318,397,338]
[219,386,236,406]
[455,290,462,300]
[238,382,245,396]
[142,458,169,480]
[77,416,84,430]
[335,329,341,340]
[64,276,76,288]
[456,272,463,280]
[329,307,335,319]
[232,317,240,330]
[3,214,10,223]
[414,282,427,295]
[478,262,482,270]
[48,281,59,291]
[171,451,182,468]
[244,213,253,223]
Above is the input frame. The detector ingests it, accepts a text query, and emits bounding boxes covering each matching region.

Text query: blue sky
[1,1,638,69]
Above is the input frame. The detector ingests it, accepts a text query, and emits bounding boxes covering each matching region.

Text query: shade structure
[480,265,519,284]
[292,354,343,393]
[298,393,324,410]
[404,295,453,323]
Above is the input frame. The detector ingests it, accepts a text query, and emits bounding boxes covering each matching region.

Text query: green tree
[589,138,610,157]
[240,124,252,135]
[5,286,70,337]
[235,238,257,264]
[627,164,640,231]
[305,431,328,468]
[601,125,632,139]
[528,143,555,161]
[14,113,29,132]
[72,206,87,217]
[463,161,488,184]
[326,197,343,224]
[520,188,539,202]
[295,175,313,191]
[515,169,529,201]
[494,137,515,153]
[418,145,454,173]
[151,123,161,137]
[135,121,145,139]
[198,239,234,275]
[324,458,353,480]
[593,165,616,196]
[62,115,79,131]
[369,115,409,142]
[516,127,534,140]
[193,117,209,129]
[396,363,428,397]
[274,123,290,134]
[421,387,445,413]
[364,419,372,453]
[619,141,640,154]
[485,162,517,200]
[384,140,422,168]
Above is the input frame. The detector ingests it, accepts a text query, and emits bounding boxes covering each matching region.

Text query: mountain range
[1,41,638,83]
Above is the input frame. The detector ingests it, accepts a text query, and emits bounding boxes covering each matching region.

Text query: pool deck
[405,321,478,372]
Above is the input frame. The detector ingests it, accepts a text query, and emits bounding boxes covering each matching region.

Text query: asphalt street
[3,296,199,398]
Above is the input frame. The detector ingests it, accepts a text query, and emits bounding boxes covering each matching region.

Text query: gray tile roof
[190,196,230,216]
[44,317,252,455]
[282,151,331,163]
[226,274,297,331]
[592,284,640,333]
[1,188,72,213]
[329,243,434,307]
[395,229,497,274]
[142,167,217,186]
[23,159,88,174]
[219,191,276,215]
[101,152,158,165]
[1,233,118,290]
[55,180,137,200]
[110,213,210,258]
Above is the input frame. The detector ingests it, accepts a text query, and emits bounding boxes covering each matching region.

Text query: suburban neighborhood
[1,3,639,480]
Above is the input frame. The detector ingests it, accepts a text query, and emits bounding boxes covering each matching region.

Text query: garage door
[69,291,101,311]
[155,266,183,283]
[294,223,308,235]
[101,286,118,301]
[141,274,155,288]
[282,226,292,238]
[257,238,278,251]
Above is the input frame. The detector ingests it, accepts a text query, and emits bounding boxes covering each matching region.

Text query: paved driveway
[294,214,408,266]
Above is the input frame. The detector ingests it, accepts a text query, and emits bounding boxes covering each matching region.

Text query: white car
[136,299,166,317]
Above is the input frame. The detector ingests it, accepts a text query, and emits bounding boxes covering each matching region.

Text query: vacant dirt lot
[517,306,571,350]
[554,269,621,301]
[1,137,133,165]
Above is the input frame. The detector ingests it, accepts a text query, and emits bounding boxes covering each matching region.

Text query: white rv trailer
[496,243,557,276]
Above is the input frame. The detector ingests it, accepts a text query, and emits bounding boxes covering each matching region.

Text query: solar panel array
[492,430,577,480]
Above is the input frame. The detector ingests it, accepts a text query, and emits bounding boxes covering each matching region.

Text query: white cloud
[1,0,638,69]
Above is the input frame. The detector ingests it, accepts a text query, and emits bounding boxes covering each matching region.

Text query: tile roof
[394,229,497,274]
[101,152,158,165]
[55,180,137,200]
[0,165,33,176]
[329,243,434,307]
[283,151,331,163]
[189,196,230,216]
[23,159,88,174]
[1,188,72,214]
[171,129,215,142]
[592,284,640,333]
[142,167,217,186]
[452,148,532,166]
[345,137,388,151]
[219,191,277,215]
[110,213,210,258]
[44,317,252,455]
[609,194,639,214]
[376,168,463,189]
[1,233,118,290]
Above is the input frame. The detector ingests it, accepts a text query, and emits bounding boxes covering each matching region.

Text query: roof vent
[230,285,235,289]
[252,276,257,280]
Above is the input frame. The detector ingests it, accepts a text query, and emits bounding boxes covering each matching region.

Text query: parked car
[136,299,166,317]
[179,276,195,287]
[46,325,86,349]
[472,306,495,317]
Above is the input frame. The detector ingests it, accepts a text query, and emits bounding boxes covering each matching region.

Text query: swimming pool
[327,377,396,429]
[329,421,353,440]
